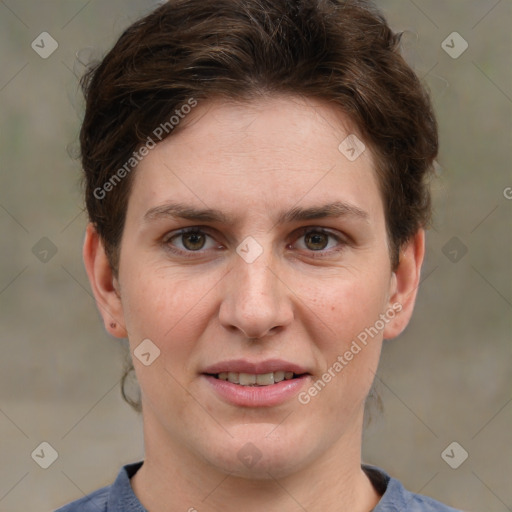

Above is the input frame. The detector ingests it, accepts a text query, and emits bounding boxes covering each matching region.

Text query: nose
[218,244,294,340]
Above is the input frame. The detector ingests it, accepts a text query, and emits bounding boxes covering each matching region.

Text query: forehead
[127,95,383,225]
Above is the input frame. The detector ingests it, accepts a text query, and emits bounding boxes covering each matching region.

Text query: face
[86,95,422,479]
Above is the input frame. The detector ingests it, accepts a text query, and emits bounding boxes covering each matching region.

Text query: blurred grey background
[0,1,510,511]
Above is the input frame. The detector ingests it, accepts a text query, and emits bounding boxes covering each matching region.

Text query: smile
[201,359,311,406]
[210,371,303,386]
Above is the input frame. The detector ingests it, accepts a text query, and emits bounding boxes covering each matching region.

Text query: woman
[57,0,462,510]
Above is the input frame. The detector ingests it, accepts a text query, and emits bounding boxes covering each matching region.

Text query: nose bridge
[219,239,292,338]
[237,251,277,303]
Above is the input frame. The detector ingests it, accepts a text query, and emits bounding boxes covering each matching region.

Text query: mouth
[205,371,306,386]
[201,359,311,407]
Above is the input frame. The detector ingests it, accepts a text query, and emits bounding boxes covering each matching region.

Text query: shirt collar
[107,461,455,512]
[108,461,146,512]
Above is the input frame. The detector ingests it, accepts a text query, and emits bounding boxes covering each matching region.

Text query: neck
[131,412,380,512]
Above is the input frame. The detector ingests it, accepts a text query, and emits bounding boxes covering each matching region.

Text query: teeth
[215,371,298,386]
[227,372,239,384]
[256,373,274,385]
[274,371,285,382]
[239,373,256,385]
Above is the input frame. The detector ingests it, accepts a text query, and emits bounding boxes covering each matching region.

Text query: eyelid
[162,226,215,243]
[163,226,220,248]
[292,226,347,242]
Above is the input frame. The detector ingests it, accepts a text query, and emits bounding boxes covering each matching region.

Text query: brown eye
[304,231,329,251]
[164,228,218,255]
[181,231,206,251]
[291,227,346,258]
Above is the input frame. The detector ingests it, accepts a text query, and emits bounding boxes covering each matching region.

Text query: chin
[200,423,317,480]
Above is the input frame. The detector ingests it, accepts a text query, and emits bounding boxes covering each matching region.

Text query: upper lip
[202,359,310,375]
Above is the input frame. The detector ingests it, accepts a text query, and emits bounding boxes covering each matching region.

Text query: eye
[164,227,220,255]
[162,226,347,259]
[291,227,346,256]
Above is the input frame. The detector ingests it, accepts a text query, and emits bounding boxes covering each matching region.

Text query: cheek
[120,272,210,415]
[296,271,388,402]
[120,268,212,341]
[296,271,390,347]
[292,275,387,436]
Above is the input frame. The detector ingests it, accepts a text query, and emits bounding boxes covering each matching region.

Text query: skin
[84,95,424,512]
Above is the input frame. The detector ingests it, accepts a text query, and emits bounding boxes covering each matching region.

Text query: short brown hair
[81,0,438,275]
[79,0,438,411]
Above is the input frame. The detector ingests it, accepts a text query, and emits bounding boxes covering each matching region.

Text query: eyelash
[162,226,348,259]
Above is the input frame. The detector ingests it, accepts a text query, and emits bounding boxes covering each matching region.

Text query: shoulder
[363,464,464,512]
[54,461,144,512]
[54,485,109,512]
[387,478,464,512]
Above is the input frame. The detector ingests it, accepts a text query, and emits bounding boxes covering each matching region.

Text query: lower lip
[202,374,309,407]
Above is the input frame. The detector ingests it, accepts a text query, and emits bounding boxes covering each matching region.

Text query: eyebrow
[143,200,369,225]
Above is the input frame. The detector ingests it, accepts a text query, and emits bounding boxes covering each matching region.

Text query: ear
[383,229,425,340]
[83,223,127,338]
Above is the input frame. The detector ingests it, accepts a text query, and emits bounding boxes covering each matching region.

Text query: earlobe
[83,223,127,338]
[383,229,425,340]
